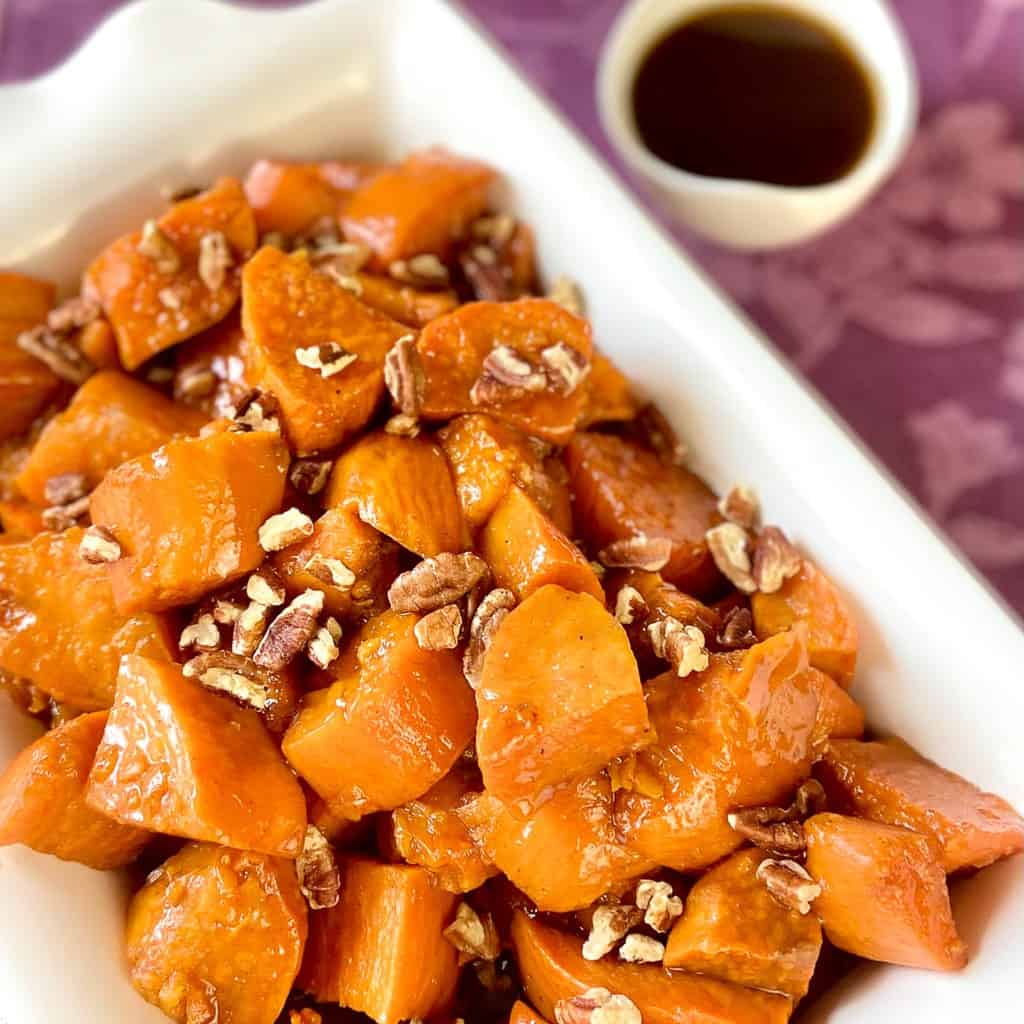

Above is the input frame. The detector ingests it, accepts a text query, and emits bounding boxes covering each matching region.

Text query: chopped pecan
[718,485,759,530]
[471,213,516,248]
[613,585,647,626]
[389,252,450,287]
[598,534,672,572]
[581,905,642,961]
[792,779,828,818]
[253,589,325,671]
[229,389,280,434]
[547,275,585,317]
[320,264,362,295]
[258,507,315,552]
[541,342,590,396]
[463,587,517,688]
[634,878,683,932]
[554,989,641,1024]
[197,230,232,291]
[414,604,463,651]
[727,811,806,857]
[470,344,547,405]
[648,617,708,677]
[312,240,371,274]
[716,606,756,650]
[303,554,356,590]
[78,524,121,563]
[706,522,756,593]
[46,295,100,333]
[633,403,688,466]
[618,934,665,964]
[44,472,88,507]
[756,858,821,915]
[442,902,500,962]
[179,613,220,652]
[157,286,183,311]
[387,552,489,614]
[246,564,287,606]
[295,342,357,379]
[211,597,245,625]
[751,526,802,594]
[138,219,181,273]
[232,601,271,658]
[175,365,217,400]
[296,825,341,910]
[42,494,90,532]
[460,244,514,301]
[383,334,423,416]
[182,651,271,710]
[16,324,94,384]
[289,458,332,496]
[384,413,420,437]
[307,624,340,670]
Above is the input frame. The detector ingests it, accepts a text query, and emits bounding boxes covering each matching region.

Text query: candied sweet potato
[664,849,822,1000]
[815,738,1024,872]
[0,499,44,538]
[804,813,967,970]
[0,710,150,868]
[512,911,792,1024]
[477,585,650,806]
[0,528,175,708]
[241,247,410,453]
[566,432,721,595]
[84,178,257,369]
[752,560,858,686]
[76,316,119,369]
[127,842,307,1024]
[355,273,459,327]
[283,611,476,819]
[299,856,459,1024]
[578,349,639,428]
[16,370,206,504]
[509,1001,553,1024]
[804,668,865,752]
[89,428,289,612]
[173,311,250,417]
[325,432,467,557]
[417,299,593,445]
[87,655,306,856]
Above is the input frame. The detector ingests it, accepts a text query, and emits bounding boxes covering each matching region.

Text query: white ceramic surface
[0,1,1020,1020]
[597,0,919,248]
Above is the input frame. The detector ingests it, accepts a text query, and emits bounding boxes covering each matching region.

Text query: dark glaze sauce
[631,3,876,187]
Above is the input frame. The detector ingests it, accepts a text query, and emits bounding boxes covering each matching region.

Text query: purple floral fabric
[2,0,1022,616]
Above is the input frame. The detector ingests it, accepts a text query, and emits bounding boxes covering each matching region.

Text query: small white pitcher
[597,0,918,249]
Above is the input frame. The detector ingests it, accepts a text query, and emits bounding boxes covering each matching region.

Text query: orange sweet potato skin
[815,738,1024,872]
[0,711,150,868]
[127,842,307,1024]
[84,178,257,369]
[512,911,792,1024]
[87,656,306,857]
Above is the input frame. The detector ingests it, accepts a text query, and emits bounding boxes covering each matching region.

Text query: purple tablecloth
[2,0,1022,616]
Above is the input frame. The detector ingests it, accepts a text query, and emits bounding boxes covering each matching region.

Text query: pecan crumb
[614,585,647,626]
[295,342,358,379]
[414,604,463,651]
[16,324,94,384]
[212,598,244,625]
[547,275,585,317]
[384,413,420,437]
[751,526,802,594]
[307,624,340,670]
[197,230,232,291]
[42,494,90,531]
[388,552,489,614]
[176,364,217,399]
[229,389,280,434]
[179,613,220,652]
[471,213,516,247]
[460,244,515,301]
[304,554,356,590]
[289,459,332,496]
[182,651,270,710]
[44,472,88,507]
[541,341,590,396]
[46,295,100,333]
[314,240,371,274]
[581,905,642,961]
[648,617,708,677]
[383,334,423,416]
[232,601,271,658]
[756,858,821,915]
[259,507,315,552]
[389,253,450,287]
[716,606,756,650]
[78,524,121,563]
[463,587,517,688]
[157,286,182,311]
[706,522,756,594]
[634,403,688,466]
[138,219,181,273]
[320,264,363,295]
[296,825,340,909]
[619,934,665,964]
[554,988,641,1024]
[634,878,683,932]
[253,589,325,671]
[727,811,806,857]
[598,534,673,572]
[718,485,759,530]
[470,344,547,405]
[246,565,287,606]
[442,902,500,962]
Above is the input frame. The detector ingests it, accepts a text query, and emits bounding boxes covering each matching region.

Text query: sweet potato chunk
[566,432,722,595]
[477,585,650,806]
[76,316,119,369]
[342,147,495,266]
[16,371,206,504]
[815,738,1024,872]
[664,849,822,999]
[173,311,250,417]
[0,528,175,708]
[481,486,603,601]
[299,856,459,1024]
[509,1001,553,1024]
[325,432,467,557]
[417,299,593,444]
[127,842,307,1024]
[89,428,289,612]
[241,247,409,453]
[355,273,459,327]
[512,911,792,1024]
[87,655,306,856]
[0,710,150,868]
[804,813,967,970]
[752,560,858,686]
[84,178,257,369]
[0,499,44,538]
[283,611,476,819]
[804,668,865,752]
[578,350,638,428]
[614,631,819,871]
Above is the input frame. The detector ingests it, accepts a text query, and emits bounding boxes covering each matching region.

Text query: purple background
[2,0,1022,617]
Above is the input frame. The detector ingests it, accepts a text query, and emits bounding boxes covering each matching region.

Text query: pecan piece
[246,565,287,606]
[175,364,217,399]
[295,342,357,379]
[718,484,759,530]
[554,989,641,1024]
[16,324,94,384]
[182,651,271,710]
[43,472,88,507]
[229,389,280,434]
[389,252,450,287]
[197,230,232,291]
[442,902,500,962]
[232,601,271,658]
[258,507,315,552]
[383,334,423,416]
[296,825,340,910]
[289,458,332,496]
[384,413,420,437]
[312,240,371,275]
[414,604,463,651]
[547,275,585,317]
[77,524,121,563]
[43,494,91,532]
[307,622,340,670]
[470,345,547,405]
[471,213,516,248]
[460,244,515,301]
[613,585,647,626]
[598,534,672,572]
[751,526,802,594]
[303,554,356,590]
[541,342,590,396]
[387,552,489,614]
[619,934,665,964]
[647,617,708,677]
[716,605,756,650]
[633,403,688,466]
[706,522,756,593]
[634,878,683,932]
[756,858,821,915]
[581,905,642,961]
[727,812,807,857]
[253,589,325,671]
[179,613,220,653]
[463,587,517,688]
[46,295,100,333]
[138,219,180,273]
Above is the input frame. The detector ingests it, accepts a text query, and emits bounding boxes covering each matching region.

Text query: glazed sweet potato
[87,655,306,857]
[76,316,119,369]
[0,499,44,537]
[416,299,593,445]
[804,668,865,752]
[341,147,495,266]
[84,178,257,369]
[325,432,468,557]
[283,611,476,819]
[16,370,206,504]
[512,911,792,1024]
[815,738,1024,872]
[476,585,650,807]
[804,813,967,970]
[173,311,250,417]
[578,349,639,428]
[299,856,459,1024]
[566,432,722,595]
[241,247,410,454]
[127,842,307,1024]
[355,273,459,327]
[664,848,822,1000]
[0,528,176,708]
[509,1001,553,1024]
[614,631,819,871]
[89,428,289,612]
[752,559,858,686]
[0,710,150,868]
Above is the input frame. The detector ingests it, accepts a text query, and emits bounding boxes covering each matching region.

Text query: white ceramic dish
[0,1,1021,1021]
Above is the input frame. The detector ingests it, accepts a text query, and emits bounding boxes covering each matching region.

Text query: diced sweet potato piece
[241,247,409,453]
[614,631,819,871]
[342,148,495,266]
[481,486,603,601]
[509,1001,553,1024]
[0,710,150,868]
[16,371,206,504]
[87,655,306,856]
[477,585,650,806]
[804,813,967,970]
[84,178,257,369]
[325,432,467,557]
[355,273,459,327]
[0,499,44,538]
[512,910,792,1024]
[76,317,119,369]
[566,432,722,595]
[283,611,476,819]
[578,350,639,428]
[299,856,459,1024]
[0,528,176,708]
[752,560,858,686]
[664,848,822,999]
[815,738,1024,872]
[804,668,864,752]
[380,763,497,893]
[459,774,652,912]
[89,428,289,612]
[127,842,307,1024]
[417,299,593,445]
[173,311,250,417]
